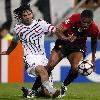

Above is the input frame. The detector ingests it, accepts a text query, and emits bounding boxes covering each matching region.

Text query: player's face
[80,17,93,30]
[21,10,33,25]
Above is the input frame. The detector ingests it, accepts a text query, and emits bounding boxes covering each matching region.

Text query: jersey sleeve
[62,13,80,29]
[40,20,56,33]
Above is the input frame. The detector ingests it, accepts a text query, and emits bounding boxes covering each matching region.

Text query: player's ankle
[42,81,56,94]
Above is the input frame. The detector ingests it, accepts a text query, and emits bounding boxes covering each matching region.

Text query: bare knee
[36,65,48,75]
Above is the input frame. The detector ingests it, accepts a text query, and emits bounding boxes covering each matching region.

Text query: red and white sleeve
[40,20,56,33]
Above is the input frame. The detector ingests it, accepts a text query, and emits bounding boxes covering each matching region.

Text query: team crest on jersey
[65,19,70,24]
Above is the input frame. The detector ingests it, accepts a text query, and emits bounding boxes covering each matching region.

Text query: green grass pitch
[0,83,100,100]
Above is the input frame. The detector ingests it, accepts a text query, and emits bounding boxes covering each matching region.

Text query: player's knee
[36,66,48,76]
[40,66,48,76]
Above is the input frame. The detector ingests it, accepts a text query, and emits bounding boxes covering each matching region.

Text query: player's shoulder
[36,19,48,25]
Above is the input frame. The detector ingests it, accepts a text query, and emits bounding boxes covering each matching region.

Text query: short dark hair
[13,4,32,21]
[81,9,93,20]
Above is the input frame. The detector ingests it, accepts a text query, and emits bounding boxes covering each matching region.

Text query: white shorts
[24,54,48,77]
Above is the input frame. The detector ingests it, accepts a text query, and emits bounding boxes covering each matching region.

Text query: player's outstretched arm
[55,24,68,40]
[55,24,76,42]
[91,36,98,71]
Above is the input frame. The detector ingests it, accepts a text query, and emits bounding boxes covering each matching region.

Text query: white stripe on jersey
[13,19,56,56]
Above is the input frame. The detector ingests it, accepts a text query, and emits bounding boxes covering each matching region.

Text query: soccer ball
[77,60,94,76]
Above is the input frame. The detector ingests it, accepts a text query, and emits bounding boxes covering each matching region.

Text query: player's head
[80,9,93,29]
[13,4,34,25]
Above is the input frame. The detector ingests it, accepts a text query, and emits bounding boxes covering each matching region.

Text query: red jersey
[61,13,99,49]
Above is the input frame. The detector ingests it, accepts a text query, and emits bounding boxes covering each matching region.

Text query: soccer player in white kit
[0,4,60,98]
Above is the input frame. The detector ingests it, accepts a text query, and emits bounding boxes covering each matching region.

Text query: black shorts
[54,39,85,58]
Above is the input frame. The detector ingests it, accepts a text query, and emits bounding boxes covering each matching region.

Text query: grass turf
[0,83,100,100]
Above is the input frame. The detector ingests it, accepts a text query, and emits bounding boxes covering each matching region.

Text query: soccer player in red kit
[46,9,99,97]
[22,9,99,97]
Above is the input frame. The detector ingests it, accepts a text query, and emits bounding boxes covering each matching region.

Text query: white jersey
[13,19,56,56]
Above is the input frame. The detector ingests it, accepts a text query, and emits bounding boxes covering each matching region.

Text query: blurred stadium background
[0,0,100,99]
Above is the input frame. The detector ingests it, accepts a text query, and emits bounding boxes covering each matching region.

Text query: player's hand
[0,51,8,55]
[68,34,77,42]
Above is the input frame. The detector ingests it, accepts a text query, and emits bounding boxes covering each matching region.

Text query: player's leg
[34,65,61,98]
[32,49,63,94]
[22,55,57,98]
[61,52,83,96]
[25,65,59,98]
[21,68,48,98]
[63,52,83,86]
[33,49,63,95]
[32,76,42,92]
[31,67,53,92]
[28,54,61,98]
[31,48,64,94]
